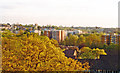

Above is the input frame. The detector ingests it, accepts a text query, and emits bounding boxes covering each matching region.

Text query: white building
[32,30,41,36]
[73,30,83,34]
[67,31,74,35]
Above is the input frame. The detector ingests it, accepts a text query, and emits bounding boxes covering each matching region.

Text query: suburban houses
[0,23,120,45]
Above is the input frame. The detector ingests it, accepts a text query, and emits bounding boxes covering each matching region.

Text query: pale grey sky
[0,0,119,28]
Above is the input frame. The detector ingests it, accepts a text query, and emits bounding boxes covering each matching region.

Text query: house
[78,49,118,72]
[60,45,79,59]
[63,49,77,59]
[73,30,83,34]
[0,24,11,30]
[30,30,41,36]
[34,30,41,36]
[67,31,74,36]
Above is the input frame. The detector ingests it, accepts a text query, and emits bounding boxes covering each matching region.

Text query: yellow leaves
[13,63,17,68]
[82,62,90,71]
[2,32,90,71]
[40,52,46,57]
[22,48,27,52]
[61,49,65,52]
[25,56,31,61]
[80,47,91,53]
[92,48,107,55]
[78,57,82,59]
[56,63,61,67]
[79,47,107,59]
[37,63,41,68]
[51,38,59,47]
[102,52,107,55]
[99,49,107,55]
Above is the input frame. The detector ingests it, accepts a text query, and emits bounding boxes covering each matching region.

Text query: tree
[16,28,19,31]
[69,34,78,46]
[2,31,15,37]
[80,47,92,53]
[102,43,108,49]
[64,36,69,46]
[19,24,22,26]
[41,30,44,36]
[67,33,72,37]
[38,26,41,30]
[77,35,86,48]
[24,28,30,34]
[106,43,118,50]
[1,28,5,31]
[78,47,94,59]
[18,30,24,35]
[25,24,27,27]
[92,48,107,59]
[2,32,90,71]
[85,34,101,48]
[78,47,107,59]
[7,23,10,25]
[51,38,59,47]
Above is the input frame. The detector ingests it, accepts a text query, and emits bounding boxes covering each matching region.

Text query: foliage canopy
[2,31,90,71]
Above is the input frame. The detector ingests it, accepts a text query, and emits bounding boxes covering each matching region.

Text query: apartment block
[44,30,65,43]
[61,30,65,41]
[44,30,51,38]
[52,30,61,42]
[114,35,120,45]
[101,35,111,45]
[64,31,67,39]
[101,34,120,45]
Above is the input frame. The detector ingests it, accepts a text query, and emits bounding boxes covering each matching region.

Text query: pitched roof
[78,49,118,70]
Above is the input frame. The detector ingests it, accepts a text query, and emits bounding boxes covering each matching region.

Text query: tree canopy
[78,47,107,59]
[61,33,102,49]
[2,31,90,71]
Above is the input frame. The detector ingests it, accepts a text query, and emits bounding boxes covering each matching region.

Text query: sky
[0,0,119,28]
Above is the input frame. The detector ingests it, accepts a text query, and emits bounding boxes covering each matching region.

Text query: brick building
[101,34,120,45]
[61,30,65,41]
[44,30,65,43]
[101,35,111,45]
[44,30,51,38]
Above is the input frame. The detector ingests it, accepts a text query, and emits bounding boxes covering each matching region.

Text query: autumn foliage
[2,31,90,71]
[78,47,107,59]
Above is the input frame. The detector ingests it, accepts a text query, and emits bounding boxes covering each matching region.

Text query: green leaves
[78,47,107,59]
[62,33,102,49]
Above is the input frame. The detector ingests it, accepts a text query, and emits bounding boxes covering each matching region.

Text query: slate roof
[63,49,76,59]
[78,49,119,71]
